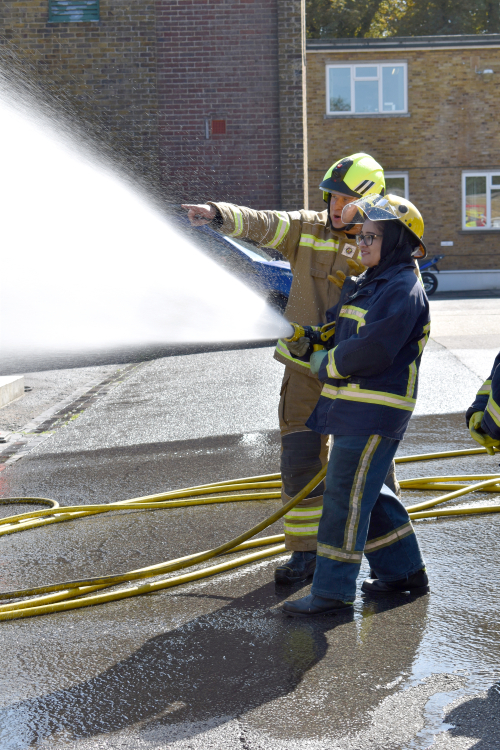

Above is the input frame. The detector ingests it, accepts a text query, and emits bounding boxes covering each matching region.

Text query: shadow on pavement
[442,685,500,749]
[0,583,430,748]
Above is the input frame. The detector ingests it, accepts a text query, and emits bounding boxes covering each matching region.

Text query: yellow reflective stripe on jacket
[299,233,339,252]
[317,543,363,563]
[321,383,417,411]
[486,395,500,428]
[229,206,245,237]
[364,521,414,552]
[406,360,418,398]
[339,305,366,322]
[478,379,492,396]
[262,212,291,249]
[418,322,431,356]
[275,339,311,369]
[326,347,346,379]
[339,304,366,332]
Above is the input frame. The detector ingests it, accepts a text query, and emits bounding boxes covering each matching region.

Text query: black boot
[361,568,429,595]
[283,593,353,617]
[274,551,316,584]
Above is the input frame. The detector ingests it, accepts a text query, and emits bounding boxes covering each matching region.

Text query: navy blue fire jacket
[466,351,500,440]
[306,261,430,440]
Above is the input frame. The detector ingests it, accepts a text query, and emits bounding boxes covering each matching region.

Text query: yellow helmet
[320,152,385,202]
[341,193,426,259]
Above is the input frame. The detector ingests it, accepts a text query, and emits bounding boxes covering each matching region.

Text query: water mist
[0,92,291,374]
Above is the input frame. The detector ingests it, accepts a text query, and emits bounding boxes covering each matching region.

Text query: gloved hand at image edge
[310,350,328,376]
[469,411,500,455]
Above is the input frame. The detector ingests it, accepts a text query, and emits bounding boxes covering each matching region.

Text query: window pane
[492,175,500,186]
[329,68,351,112]
[385,177,406,198]
[355,80,379,113]
[382,66,405,112]
[491,190,500,228]
[356,66,378,78]
[49,0,99,22]
[465,176,487,227]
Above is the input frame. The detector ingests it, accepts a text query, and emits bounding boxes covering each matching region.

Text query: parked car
[175,215,293,312]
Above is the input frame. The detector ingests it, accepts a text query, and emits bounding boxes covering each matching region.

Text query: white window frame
[462,171,500,230]
[385,172,409,200]
[326,62,408,116]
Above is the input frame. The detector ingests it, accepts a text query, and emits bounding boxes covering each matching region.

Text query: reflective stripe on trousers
[311,434,425,602]
[278,367,400,551]
[279,368,328,551]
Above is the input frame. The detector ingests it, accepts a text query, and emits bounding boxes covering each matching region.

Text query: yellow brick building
[306,35,500,271]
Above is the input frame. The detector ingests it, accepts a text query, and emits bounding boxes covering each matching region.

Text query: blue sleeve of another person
[468,351,500,440]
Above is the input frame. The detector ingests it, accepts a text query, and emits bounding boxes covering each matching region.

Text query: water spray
[0,88,290,375]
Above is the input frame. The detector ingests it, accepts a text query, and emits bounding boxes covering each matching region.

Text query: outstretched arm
[183,201,307,265]
[182,203,217,227]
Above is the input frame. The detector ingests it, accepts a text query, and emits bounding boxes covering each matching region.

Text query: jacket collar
[356,260,416,287]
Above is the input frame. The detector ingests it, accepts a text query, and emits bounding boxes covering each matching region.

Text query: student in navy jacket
[467,352,500,453]
[283,194,431,617]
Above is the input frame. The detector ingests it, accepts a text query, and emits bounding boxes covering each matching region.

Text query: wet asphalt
[1,302,500,749]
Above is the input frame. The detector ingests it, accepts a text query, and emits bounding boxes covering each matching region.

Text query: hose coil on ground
[0,447,499,621]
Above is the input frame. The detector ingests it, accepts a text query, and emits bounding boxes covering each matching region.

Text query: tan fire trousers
[278,366,399,552]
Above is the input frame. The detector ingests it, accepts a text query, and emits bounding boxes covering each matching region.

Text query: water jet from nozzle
[0,90,291,373]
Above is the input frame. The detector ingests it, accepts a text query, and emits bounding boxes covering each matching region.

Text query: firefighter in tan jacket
[183,153,392,584]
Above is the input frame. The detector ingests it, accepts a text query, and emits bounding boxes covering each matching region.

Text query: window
[48,0,99,22]
[463,172,500,229]
[385,173,409,199]
[326,63,407,116]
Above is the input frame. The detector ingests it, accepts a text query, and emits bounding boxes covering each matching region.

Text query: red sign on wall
[212,120,226,135]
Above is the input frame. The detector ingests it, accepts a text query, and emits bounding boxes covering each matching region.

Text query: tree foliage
[306,0,500,38]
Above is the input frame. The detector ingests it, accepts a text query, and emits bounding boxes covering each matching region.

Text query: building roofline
[306,34,500,52]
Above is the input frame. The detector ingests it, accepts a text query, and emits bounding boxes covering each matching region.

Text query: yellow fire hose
[0,446,499,622]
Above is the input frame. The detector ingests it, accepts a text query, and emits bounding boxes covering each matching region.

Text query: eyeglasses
[355,233,384,247]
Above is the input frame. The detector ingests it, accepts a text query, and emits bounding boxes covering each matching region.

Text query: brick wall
[277,0,308,209]
[0,0,161,194]
[306,44,500,270]
[155,0,282,208]
[0,0,307,211]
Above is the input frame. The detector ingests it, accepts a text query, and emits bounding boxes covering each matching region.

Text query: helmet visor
[341,195,401,226]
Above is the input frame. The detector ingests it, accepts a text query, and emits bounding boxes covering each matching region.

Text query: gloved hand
[310,350,328,376]
[469,411,500,455]
[327,257,367,290]
[286,337,311,358]
[328,270,346,289]
[346,257,366,276]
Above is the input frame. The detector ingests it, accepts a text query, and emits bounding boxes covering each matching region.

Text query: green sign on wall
[48,0,99,22]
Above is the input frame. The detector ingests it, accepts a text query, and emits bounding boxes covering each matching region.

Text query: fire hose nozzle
[284,321,336,351]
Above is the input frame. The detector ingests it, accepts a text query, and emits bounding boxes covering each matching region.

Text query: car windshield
[229,237,282,262]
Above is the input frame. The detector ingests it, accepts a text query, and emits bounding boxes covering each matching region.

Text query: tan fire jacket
[210,202,363,377]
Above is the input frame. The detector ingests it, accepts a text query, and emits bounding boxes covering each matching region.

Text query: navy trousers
[311,434,425,602]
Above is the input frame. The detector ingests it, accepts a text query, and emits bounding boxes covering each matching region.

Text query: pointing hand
[181,204,216,226]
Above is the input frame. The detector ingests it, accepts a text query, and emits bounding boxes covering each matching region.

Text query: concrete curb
[0,375,24,408]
